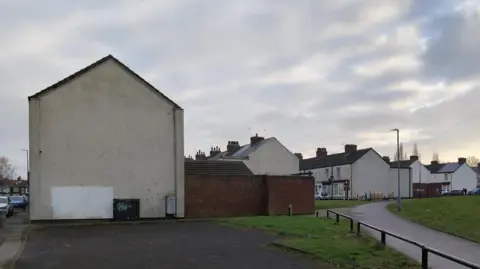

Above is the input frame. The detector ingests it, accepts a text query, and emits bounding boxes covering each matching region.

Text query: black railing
[324,209,480,269]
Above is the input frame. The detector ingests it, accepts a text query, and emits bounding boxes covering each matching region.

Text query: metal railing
[324,209,480,269]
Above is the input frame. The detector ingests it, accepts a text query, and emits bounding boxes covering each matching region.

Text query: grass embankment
[387,196,480,242]
[222,216,419,269]
[315,200,370,210]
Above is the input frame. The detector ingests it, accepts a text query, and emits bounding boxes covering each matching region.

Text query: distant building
[207,134,299,175]
[387,155,430,198]
[300,145,391,199]
[425,158,476,192]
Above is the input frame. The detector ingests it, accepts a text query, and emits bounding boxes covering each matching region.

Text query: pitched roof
[28,55,182,109]
[300,148,372,170]
[209,137,275,160]
[185,160,253,176]
[390,160,414,169]
[425,162,461,174]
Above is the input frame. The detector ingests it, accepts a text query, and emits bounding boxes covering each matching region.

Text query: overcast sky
[1,0,480,178]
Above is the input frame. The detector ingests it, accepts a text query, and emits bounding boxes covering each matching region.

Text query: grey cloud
[422,14,480,81]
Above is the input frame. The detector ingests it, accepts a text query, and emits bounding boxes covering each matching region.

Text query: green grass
[221,216,419,269]
[387,196,480,242]
[315,199,370,210]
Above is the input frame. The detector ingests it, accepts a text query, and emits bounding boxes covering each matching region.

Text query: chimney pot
[195,150,207,160]
[344,144,358,153]
[250,134,265,146]
[316,147,328,158]
[431,160,439,165]
[410,155,419,161]
[458,157,466,164]
[227,141,241,155]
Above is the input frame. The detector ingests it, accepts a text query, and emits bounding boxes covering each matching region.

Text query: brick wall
[266,176,315,215]
[185,174,314,218]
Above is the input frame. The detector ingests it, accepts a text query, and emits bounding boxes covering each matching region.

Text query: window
[444,174,448,181]
[336,167,341,179]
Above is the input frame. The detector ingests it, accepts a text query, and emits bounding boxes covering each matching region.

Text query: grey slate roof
[185,160,253,176]
[209,137,274,160]
[389,160,414,169]
[425,162,461,174]
[300,148,372,170]
[28,55,182,109]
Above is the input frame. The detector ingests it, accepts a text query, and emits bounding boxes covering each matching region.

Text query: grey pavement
[350,201,480,269]
[15,221,323,269]
[0,210,29,269]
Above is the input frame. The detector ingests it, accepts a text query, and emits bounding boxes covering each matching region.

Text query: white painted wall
[307,164,352,197]
[352,150,390,199]
[29,59,185,220]
[410,161,431,184]
[389,168,412,198]
[245,138,299,175]
[451,164,477,190]
[51,186,114,219]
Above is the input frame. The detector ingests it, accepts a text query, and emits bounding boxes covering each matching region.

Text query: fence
[324,209,480,269]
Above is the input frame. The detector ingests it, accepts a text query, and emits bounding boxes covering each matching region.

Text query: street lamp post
[390,129,402,211]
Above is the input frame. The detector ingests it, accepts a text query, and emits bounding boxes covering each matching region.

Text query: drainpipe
[350,164,353,199]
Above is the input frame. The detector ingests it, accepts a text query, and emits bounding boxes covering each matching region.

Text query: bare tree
[466,156,479,167]
[432,152,440,162]
[0,156,16,179]
[412,143,419,156]
[394,142,406,161]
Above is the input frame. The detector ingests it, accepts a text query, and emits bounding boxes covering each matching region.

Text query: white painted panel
[51,186,114,219]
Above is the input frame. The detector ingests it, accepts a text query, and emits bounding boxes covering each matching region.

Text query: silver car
[0,196,14,217]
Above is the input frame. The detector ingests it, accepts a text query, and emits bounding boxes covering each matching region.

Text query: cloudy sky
[1,0,480,178]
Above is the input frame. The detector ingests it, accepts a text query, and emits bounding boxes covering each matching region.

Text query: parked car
[467,188,480,195]
[314,192,329,200]
[0,196,14,217]
[9,195,28,209]
[442,190,463,196]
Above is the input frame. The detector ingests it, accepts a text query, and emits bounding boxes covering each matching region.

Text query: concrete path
[0,210,29,269]
[350,202,480,269]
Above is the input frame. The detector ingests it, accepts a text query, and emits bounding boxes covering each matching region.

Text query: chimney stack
[383,156,390,163]
[344,144,358,153]
[294,153,303,160]
[195,150,207,160]
[316,148,328,158]
[226,141,240,155]
[250,133,265,146]
[431,160,439,165]
[410,155,419,161]
[458,157,467,164]
[209,146,222,157]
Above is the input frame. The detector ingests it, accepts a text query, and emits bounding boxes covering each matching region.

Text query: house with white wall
[208,134,299,175]
[299,144,390,199]
[28,55,185,221]
[386,155,430,198]
[425,158,477,192]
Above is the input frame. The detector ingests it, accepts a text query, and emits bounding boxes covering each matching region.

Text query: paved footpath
[350,202,480,269]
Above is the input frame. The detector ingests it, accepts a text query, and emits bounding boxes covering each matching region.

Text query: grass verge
[315,199,370,210]
[387,196,480,242]
[221,216,420,269]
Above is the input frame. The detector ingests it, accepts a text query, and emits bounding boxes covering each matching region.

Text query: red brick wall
[266,176,315,215]
[185,175,266,218]
[185,174,314,218]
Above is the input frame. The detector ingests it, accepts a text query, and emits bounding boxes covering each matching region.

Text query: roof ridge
[28,54,182,109]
